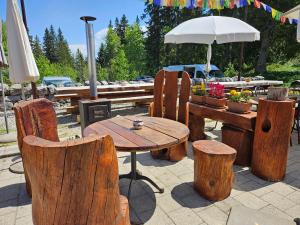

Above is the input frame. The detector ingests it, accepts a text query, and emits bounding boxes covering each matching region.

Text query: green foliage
[124,23,146,78]
[97,67,108,81]
[43,26,58,63]
[110,49,129,81]
[224,63,238,77]
[74,49,88,83]
[32,35,44,59]
[56,28,73,66]
[114,15,129,45]
[2,21,7,54]
[104,27,122,67]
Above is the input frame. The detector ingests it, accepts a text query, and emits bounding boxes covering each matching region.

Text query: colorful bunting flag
[146,0,298,25]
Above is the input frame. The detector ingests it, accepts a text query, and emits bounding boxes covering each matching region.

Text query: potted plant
[191,83,206,104]
[206,83,226,108]
[227,89,252,114]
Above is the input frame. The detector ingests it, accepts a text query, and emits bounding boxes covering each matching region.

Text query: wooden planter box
[191,94,206,105]
[227,101,252,114]
[206,96,226,108]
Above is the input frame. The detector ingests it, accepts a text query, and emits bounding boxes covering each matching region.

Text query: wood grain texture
[189,113,206,142]
[149,70,191,161]
[189,103,257,132]
[14,98,59,196]
[251,99,295,181]
[222,124,253,167]
[22,135,130,225]
[193,140,236,201]
[153,70,165,118]
[83,116,189,152]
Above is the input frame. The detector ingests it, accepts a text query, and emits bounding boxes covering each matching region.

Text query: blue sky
[0,0,146,54]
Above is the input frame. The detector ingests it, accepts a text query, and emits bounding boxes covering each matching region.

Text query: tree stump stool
[251,99,295,181]
[193,140,236,201]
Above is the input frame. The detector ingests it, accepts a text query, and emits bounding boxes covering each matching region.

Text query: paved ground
[0,109,299,225]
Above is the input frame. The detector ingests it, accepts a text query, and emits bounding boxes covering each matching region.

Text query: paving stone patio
[0,120,299,225]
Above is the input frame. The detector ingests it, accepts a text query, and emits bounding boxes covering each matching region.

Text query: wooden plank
[100,120,157,151]
[83,122,139,151]
[178,71,191,125]
[125,116,189,143]
[189,103,256,131]
[153,70,165,117]
[164,71,178,121]
[110,96,153,104]
[110,116,178,150]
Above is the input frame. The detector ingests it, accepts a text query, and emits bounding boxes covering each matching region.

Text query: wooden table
[84,116,190,197]
[189,103,257,166]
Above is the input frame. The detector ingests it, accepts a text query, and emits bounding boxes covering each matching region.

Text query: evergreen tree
[124,23,146,78]
[74,49,87,83]
[135,16,140,25]
[110,49,129,81]
[104,27,121,67]
[32,35,44,59]
[96,43,106,67]
[117,14,129,44]
[43,26,58,63]
[56,28,73,65]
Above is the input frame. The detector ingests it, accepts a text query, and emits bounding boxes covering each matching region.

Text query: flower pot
[191,94,206,105]
[267,87,288,101]
[205,96,226,108]
[227,101,252,114]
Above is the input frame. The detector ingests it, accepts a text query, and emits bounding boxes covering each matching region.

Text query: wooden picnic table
[189,103,257,166]
[83,116,190,197]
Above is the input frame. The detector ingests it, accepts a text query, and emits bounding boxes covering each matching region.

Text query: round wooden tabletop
[83,116,190,152]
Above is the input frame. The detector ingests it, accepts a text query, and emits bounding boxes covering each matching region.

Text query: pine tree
[43,26,58,63]
[32,35,44,59]
[104,27,121,67]
[124,23,146,78]
[110,49,129,81]
[74,49,87,83]
[96,43,106,67]
[56,28,73,65]
[117,14,129,44]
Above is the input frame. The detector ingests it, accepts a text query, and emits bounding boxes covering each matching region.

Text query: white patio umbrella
[282,4,300,42]
[6,0,39,84]
[165,16,260,73]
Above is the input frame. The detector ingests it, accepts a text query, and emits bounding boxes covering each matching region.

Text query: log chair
[14,98,59,197]
[22,134,130,225]
[149,70,191,161]
[251,99,295,181]
[193,140,236,201]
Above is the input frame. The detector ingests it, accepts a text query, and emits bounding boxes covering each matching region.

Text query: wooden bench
[193,140,236,201]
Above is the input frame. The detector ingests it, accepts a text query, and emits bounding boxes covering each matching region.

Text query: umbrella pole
[1,70,9,134]
[20,0,38,99]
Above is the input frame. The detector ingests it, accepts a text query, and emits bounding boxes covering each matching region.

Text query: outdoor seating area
[1,0,300,225]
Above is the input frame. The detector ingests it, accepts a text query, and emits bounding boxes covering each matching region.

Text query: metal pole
[20,0,38,99]
[1,71,9,133]
[81,16,97,100]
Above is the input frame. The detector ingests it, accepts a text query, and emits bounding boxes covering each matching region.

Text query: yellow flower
[230,90,238,96]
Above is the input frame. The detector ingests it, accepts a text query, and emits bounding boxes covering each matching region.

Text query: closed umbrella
[282,4,300,42]
[0,20,9,133]
[165,16,260,76]
[6,0,39,84]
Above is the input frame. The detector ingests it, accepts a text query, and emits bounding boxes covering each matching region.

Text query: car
[134,75,154,83]
[42,77,76,87]
[163,64,224,81]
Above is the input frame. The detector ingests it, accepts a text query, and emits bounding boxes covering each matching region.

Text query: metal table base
[119,152,164,199]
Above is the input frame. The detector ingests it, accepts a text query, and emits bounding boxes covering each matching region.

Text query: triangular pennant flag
[196,0,203,7]
[266,5,272,13]
[254,0,260,8]
[271,8,276,19]
[280,16,286,24]
[261,2,267,11]
[289,18,293,24]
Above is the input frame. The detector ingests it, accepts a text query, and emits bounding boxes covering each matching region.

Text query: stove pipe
[81,16,97,99]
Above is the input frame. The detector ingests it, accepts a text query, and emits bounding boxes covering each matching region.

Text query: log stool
[193,140,237,201]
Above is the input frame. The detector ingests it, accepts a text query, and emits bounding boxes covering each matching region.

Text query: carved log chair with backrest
[149,70,191,161]
[14,98,59,197]
[22,134,130,225]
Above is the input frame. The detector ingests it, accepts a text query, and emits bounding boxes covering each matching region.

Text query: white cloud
[69,27,108,57]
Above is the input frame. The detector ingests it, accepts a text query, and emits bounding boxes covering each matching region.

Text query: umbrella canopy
[6,0,39,84]
[282,4,300,42]
[0,21,8,68]
[165,16,260,72]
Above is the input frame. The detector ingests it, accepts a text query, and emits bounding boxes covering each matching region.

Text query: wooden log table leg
[189,113,206,141]
[222,124,254,167]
